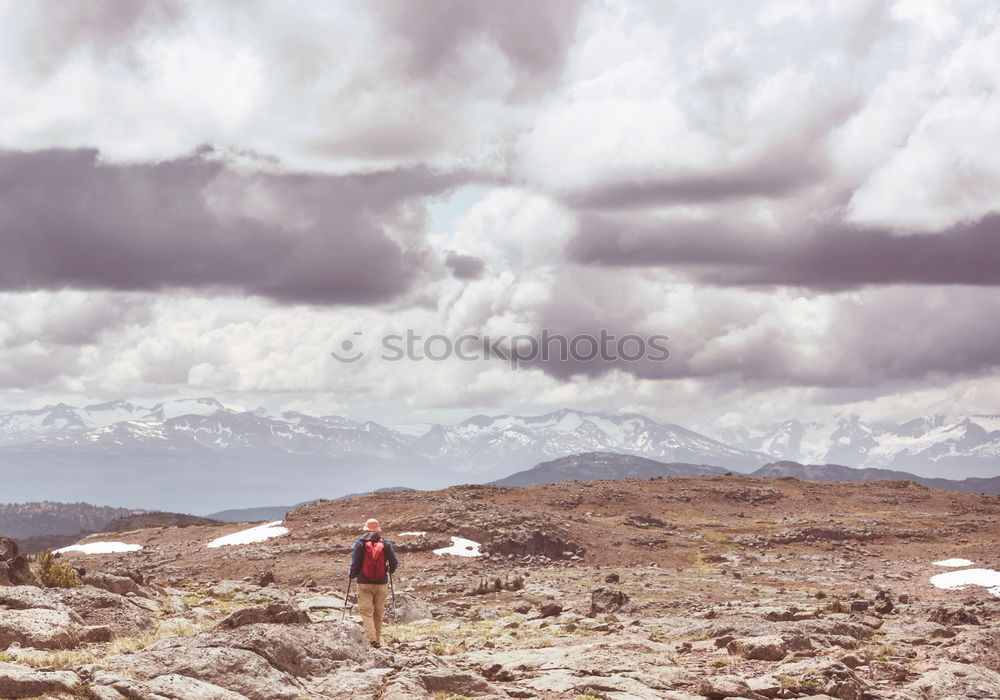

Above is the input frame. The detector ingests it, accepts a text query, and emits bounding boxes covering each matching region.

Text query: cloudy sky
[1,0,998,434]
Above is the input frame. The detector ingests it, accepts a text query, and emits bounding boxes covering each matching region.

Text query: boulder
[0,585,63,611]
[144,673,251,699]
[83,572,148,598]
[53,586,155,637]
[389,592,433,624]
[0,539,39,588]
[296,595,346,613]
[727,634,795,661]
[0,661,82,698]
[0,608,79,649]
[215,602,310,630]
[101,621,368,699]
[773,659,869,700]
[590,587,629,614]
[906,660,1000,699]
[929,605,981,626]
[935,628,1000,671]
[418,669,505,697]
[537,602,562,618]
[699,674,763,699]
[511,601,532,615]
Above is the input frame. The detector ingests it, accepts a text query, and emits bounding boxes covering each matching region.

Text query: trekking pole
[341,577,353,621]
[389,571,399,626]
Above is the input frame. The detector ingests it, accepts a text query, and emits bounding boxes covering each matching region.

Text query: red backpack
[361,540,386,580]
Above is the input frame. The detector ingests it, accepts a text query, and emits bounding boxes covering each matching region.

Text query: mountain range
[719,414,1000,478]
[1,398,998,512]
[494,452,1000,494]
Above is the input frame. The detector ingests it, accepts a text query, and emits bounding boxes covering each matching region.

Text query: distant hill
[750,461,1000,494]
[205,503,311,523]
[0,501,223,554]
[206,487,415,523]
[105,511,221,531]
[490,452,729,487]
[488,453,1000,494]
[0,501,138,539]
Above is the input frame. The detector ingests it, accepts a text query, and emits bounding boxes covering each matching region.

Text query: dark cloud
[377,0,585,94]
[568,214,1000,289]
[564,160,825,209]
[444,252,485,280]
[0,149,468,304]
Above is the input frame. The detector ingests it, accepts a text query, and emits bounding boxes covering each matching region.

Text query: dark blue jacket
[349,532,399,584]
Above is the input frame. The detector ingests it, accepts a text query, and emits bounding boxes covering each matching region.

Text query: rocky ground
[2,475,1000,699]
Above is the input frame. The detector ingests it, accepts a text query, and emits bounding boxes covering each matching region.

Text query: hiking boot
[370,641,381,649]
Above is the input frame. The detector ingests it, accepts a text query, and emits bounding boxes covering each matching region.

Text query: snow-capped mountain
[0,400,770,511]
[2,399,998,511]
[412,408,770,476]
[722,414,1000,479]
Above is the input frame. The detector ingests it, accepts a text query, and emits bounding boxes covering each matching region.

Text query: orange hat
[364,518,381,532]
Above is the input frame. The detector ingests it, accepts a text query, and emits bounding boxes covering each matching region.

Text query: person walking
[348,518,399,648]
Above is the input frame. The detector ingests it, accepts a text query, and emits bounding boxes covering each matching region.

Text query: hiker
[349,518,399,648]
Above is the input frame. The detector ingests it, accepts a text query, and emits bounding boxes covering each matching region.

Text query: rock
[873,598,893,615]
[727,634,794,661]
[590,587,629,614]
[605,572,620,584]
[418,669,505,697]
[389,592,433,623]
[296,595,346,613]
[511,601,532,615]
[746,675,782,697]
[839,653,864,669]
[849,600,869,612]
[0,608,79,649]
[935,628,1000,671]
[83,572,148,598]
[537,602,562,618]
[80,625,114,643]
[906,660,1000,699]
[53,586,155,637]
[126,595,162,615]
[772,659,868,700]
[101,621,368,700]
[929,604,981,626]
[0,585,63,611]
[144,673,251,699]
[210,580,255,598]
[699,674,762,699]
[623,514,671,528]
[0,538,39,587]
[0,661,82,698]
[215,602,310,630]
[257,571,276,587]
[880,618,956,639]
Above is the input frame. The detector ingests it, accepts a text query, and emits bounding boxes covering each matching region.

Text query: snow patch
[55,542,143,555]
[933,558,975,567]
[433,536,482,557]
[398,531,427,536]
[930,568,1000,598]
[207,521,289,548]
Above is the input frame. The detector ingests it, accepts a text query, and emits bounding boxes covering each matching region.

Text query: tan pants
[356,583,388,644]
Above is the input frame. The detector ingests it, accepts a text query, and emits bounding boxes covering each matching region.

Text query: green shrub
[470,574,525,595]
[35,550,82,588]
